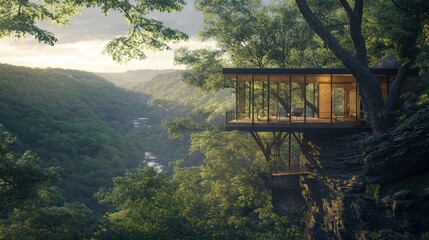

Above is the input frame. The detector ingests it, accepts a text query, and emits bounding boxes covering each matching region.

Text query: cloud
[0,0,209,72]
[37,0,203,44]
[0,38,216,72]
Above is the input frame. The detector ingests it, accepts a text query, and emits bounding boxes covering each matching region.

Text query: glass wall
[332,75,358,122]
[233,73,360,124]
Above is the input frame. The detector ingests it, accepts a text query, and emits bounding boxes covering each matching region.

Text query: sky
[0,1,215,73]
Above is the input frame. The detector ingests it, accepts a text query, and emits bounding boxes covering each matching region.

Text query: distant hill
[104,70,235,121]
[0,64,151,208]
[95,69,177,88]
[95,69,235,166]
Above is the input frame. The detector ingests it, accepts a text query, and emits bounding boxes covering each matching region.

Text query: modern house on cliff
[223,67,419,177]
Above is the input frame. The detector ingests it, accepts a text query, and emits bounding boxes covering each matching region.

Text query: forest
[0,63,303,239]
[1,0,429,239]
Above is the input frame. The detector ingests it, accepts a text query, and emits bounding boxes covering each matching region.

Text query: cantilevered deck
[223,67,418,133]
[223,67,418,176]
[225,111,371,133]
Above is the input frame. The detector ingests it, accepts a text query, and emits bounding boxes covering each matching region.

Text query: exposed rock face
[268,174,306,216]
[364,109,429,185]
[291,109,429,239]
[422,188,429,202]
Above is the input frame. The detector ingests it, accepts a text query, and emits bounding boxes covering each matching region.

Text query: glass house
[224,68,419,133]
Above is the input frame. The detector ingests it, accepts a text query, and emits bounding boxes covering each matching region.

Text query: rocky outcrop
[364,109,429,184]
[268,174,306,216]
[293,109,429,239]
[422,188,429,202]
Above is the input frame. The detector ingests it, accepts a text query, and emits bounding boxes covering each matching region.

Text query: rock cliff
[274,109,429,239]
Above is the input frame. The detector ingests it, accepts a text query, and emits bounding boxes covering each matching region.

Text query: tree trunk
[300,83,318,113]
[386,63,411,113]
[294,0,389,134]
[272,91,290,113]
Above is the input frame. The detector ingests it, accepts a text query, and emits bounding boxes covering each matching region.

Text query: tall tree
[0,0,188,62]
[193,0,336,69]
[96,129,304,239]
[0,124,95,239]
[294,0,427,133]
[0,125,57,215]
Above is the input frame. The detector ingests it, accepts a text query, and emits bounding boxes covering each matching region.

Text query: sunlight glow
[0,38,217,72]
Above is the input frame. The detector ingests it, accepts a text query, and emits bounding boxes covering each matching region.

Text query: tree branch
[294,0,388,133]
[337,0,353,17]
[386,62,412,113]
[391,0,415,16]
[294,0,361,71]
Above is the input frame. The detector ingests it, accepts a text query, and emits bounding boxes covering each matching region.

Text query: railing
[272,163,307,176]
[226,111,363,124]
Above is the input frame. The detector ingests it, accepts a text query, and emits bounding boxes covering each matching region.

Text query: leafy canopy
[0,0,189,63]
[0,124,58,214]
[96,128,304,239]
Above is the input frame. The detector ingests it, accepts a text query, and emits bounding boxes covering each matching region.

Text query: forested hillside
[0,64,234,208]
[99,70,235,166]
[0,64,151,207]
[0,64,303,239]
[95,69,176,88]
[101,70,234,117]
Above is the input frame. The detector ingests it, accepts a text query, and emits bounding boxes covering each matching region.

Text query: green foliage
[0,0,80,46]
[369,231,382,240]
[96,167,195,239]
[0,125,58,215]
[187,128,303,239]
[194,0,339,69]
[416,45,429,99]
[364,0,427,64]
[383,172,429,219]
[0,124,95,240]
[0,203,95,240]
[0,0,188,62]
[396,45,429,122]
[421,232,429,240]
[177,0,340,93]
[108,70,234,167]
[97,128,304,239]
[366,184,381,201]
[162,107,215,140]
[0,64,150,207]
[174,47,233,92]
[127,71,234,116]
[381,172,429,233]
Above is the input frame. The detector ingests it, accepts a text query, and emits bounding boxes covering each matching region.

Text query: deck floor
[225,116,369,133]
[230,116,357,124]
[272,171,309,176]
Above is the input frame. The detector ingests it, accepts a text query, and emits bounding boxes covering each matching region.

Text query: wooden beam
[250,132,270,162]
[252,75,255,126]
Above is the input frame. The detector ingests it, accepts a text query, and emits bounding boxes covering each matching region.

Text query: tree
[176,0,338,115]
[96,167,199,239]
[0,124,96,240]
[0,0,188,62]
[294,0,428,133]
[193,0,336,69]
[0,124,58,215]
[174,48,233,92]
[0,203,95,240]
[185,128,303,239]
[96,130,304,239]
[162,107,215,140]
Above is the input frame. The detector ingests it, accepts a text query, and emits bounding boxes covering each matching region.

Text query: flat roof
[223,68,419,76]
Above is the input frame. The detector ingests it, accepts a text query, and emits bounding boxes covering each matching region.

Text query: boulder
[393,190,412,201]
[422,188,429,201]
[392,200,416,215]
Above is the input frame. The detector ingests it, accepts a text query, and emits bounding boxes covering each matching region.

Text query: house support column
[250,132,306,175]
